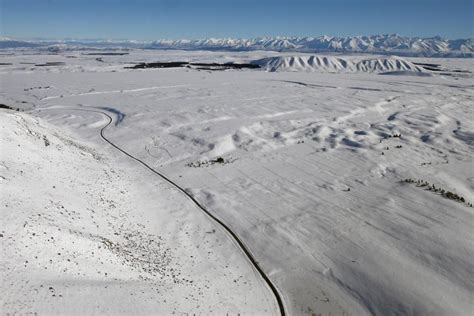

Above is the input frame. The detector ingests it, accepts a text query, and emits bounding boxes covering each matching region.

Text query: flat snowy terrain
[1,49,473,315]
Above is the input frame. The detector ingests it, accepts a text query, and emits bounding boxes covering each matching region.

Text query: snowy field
[1,49,473,315]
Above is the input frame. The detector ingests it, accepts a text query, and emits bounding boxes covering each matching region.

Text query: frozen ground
[1,49,473,315]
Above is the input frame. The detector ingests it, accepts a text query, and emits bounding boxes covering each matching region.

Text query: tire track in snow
[74,107,286,316]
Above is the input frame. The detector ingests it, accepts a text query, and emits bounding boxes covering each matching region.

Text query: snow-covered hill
[252,55,426,73]
[1,34,472,57]
[0,110,278,314]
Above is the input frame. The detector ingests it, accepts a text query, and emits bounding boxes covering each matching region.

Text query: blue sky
[1,0,472,40]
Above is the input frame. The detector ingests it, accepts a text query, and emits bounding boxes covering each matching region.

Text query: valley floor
[1,49,473,315]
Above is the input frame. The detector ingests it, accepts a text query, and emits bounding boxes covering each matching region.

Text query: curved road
[78,108,286,316]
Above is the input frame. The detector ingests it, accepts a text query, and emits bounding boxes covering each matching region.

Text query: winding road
[76,108,286,316]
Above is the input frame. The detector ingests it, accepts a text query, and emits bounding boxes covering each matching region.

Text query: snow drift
[252,55,426,73]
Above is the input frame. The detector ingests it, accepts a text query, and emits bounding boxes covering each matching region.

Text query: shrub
[402,178,471,207]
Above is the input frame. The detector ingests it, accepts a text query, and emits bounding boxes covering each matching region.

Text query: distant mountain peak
[1,34,472,57]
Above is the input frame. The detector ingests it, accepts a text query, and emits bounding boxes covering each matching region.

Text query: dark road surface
[78,108,286,316]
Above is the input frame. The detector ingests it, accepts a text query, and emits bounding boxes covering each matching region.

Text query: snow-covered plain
[1,49,473,315]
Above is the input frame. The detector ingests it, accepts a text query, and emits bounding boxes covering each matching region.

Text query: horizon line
[3,34,473,42]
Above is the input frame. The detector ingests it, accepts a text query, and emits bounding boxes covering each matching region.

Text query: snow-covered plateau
[1,49,473,315]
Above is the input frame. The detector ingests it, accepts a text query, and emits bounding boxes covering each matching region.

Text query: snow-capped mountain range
[1,34,473,57]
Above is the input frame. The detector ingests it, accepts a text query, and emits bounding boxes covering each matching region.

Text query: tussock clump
[187,156,231,168]
[402,178,472,207]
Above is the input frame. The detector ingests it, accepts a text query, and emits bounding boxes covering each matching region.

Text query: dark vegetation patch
[0,104,15,110]
[24,86,51,91]
[413,63,471,74]
[379,133,402,144]
[34,62,65,67]
[187,156,233,167]
[451,69,471,73]
[100,230,177,282]
[83,52,129,56]
[191,62,260,69]
[125,61,260,70]
[402,178,472,207]
[0,63,13,66]
[0,104,23,111]
[43,135,50,147]
[128,61,187,69]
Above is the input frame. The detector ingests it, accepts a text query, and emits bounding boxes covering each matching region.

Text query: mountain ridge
[251,55,427,73]
[1,34,473,57]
